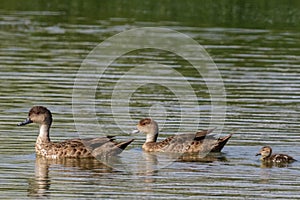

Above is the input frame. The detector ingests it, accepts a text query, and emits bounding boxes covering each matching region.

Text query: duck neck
[261,153,271,160]
[36,123,51,144]
[264,150,272,159]
[145,128,159,143]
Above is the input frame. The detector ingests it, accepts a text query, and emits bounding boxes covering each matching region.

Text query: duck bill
[255,153,261,156]
[131,129,140,134]
[18,118,33,126]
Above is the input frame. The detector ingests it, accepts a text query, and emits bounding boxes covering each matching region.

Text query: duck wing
[82,136,134,157]
[154,130,232,153]
[46,136,133,158]
[271,153,296,163]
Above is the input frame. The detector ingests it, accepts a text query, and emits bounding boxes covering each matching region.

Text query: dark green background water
[1,1,300,199]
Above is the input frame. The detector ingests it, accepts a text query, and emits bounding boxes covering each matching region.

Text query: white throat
[37,124,50,143]
[145,132,158,143]
[145,124,159,143]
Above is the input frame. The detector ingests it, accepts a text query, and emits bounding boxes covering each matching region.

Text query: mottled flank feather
[134,118,232,154]
[35,137,133,159]
[18,106,133,159]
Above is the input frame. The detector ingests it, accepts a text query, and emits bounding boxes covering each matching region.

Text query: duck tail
[117,139,134,150]
[111,139,134,156]
[211,134,233,152]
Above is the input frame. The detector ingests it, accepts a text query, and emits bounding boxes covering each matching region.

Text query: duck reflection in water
[27,156,117,198]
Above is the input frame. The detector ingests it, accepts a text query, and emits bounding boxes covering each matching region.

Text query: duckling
[256,146,296,164]
[133,118,232,153]
[18,106,133,159]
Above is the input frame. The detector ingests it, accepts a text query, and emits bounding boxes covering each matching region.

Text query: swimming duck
[133,118,232,153]
[256,146,296,164]
[18,106,133,159]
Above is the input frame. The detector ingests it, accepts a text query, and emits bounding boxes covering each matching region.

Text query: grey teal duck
[133,118,232,153]
[18,106,133,159]
[256,146,296,164]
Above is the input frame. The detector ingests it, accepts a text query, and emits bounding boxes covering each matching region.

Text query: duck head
[256,146,272,159]
[18,106,52,127]
[132,118,159,143]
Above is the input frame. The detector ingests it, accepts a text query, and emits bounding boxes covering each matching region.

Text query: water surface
[1,1,300,199]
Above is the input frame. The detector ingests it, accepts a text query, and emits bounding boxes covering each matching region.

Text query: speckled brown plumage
[18,106,133,159]
[133,118,232,153]
[256,146,296,164]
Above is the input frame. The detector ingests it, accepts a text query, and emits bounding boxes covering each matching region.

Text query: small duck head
[136,118,158,134]
[132,118,159,143]
[18,106,52,127]
[256,146,272,160]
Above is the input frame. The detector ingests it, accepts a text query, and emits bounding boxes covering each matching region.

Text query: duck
[256,146,296,164]
[132,118,232,153]
[18,106,134,159]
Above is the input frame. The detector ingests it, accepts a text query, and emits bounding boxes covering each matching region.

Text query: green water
[1,1,300,199]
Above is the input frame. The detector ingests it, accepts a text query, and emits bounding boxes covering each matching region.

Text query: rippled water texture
[1,1,300,199]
